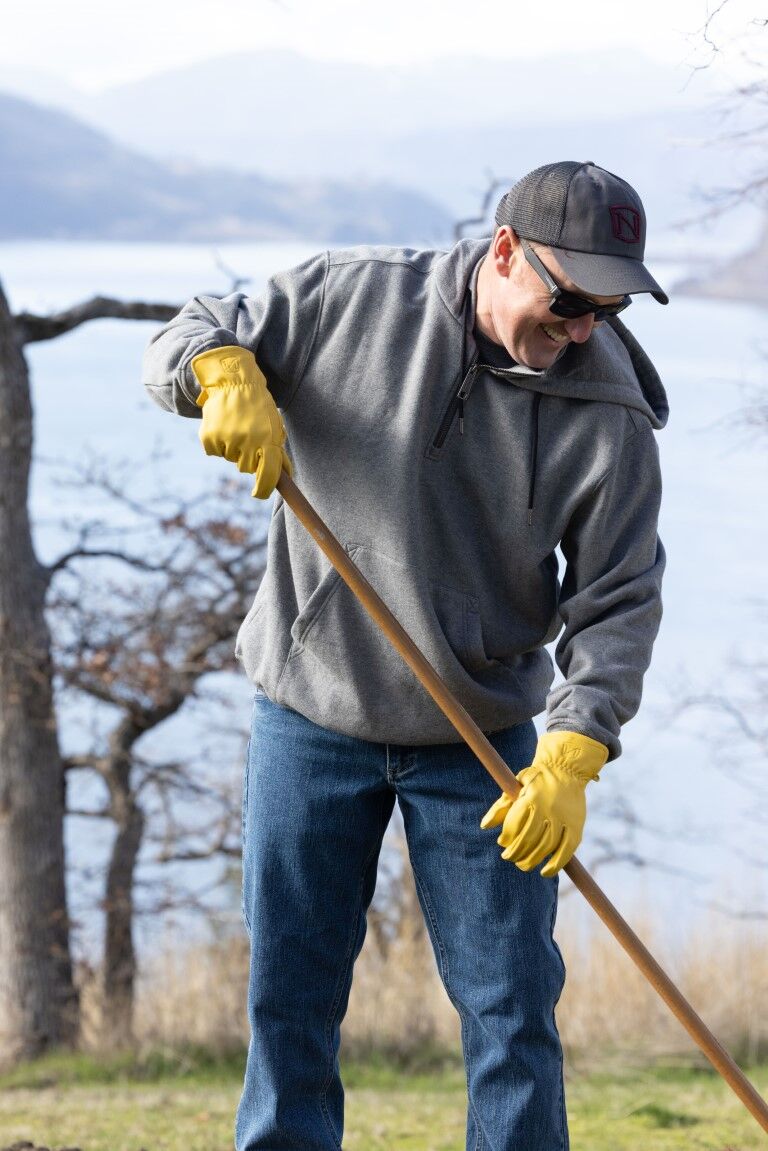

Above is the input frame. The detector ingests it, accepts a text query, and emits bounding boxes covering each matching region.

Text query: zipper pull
[458,363,477,434]
[458,363,479,401]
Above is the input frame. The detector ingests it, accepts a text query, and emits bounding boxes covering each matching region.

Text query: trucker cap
[495,161,668,304]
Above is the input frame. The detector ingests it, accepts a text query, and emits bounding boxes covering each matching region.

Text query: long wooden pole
[277,471,768,1135]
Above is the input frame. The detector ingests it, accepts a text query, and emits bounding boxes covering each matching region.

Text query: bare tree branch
[14,298,180,345]
[674,690,764,744]
[700,896,768,921]
[62,754,111,781]
[155,839,241,864]
[454,172,514,241]
[44,547,170,583]
[212,249,252,293]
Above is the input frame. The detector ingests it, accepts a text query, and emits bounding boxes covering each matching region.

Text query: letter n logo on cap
[609,205,641,244]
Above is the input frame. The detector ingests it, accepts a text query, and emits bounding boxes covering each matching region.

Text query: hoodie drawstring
[527,391,542,526]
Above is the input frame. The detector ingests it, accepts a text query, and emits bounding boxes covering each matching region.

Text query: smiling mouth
[541,323,569,345]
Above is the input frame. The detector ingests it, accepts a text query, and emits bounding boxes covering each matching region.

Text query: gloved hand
[480,731,608,877]
[191,345,292,499]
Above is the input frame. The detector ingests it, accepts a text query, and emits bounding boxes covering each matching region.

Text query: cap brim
[551,248,669,305]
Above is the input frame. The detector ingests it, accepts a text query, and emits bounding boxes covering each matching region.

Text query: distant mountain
[69,47,713,152]
[0,92,452,243]
[0,63,83,112]
[47,47,745,231]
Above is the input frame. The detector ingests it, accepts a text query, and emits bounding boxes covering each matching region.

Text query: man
[143,160,668,1150]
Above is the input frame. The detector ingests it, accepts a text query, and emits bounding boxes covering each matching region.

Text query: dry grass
[557,905,768,1065]
[78,848,768,1067]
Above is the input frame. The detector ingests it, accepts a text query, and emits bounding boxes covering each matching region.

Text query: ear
[492,226,520,278]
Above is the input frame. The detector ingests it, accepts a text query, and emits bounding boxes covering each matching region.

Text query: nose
[564,313,596,343]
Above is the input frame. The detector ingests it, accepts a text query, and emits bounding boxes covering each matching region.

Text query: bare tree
[0,281,176,1063]
[45,461,266,1043]
[668,638,768,916]
[685,3,767,209]
[668,5,768,917]
[675,7,768,299]
[453,172,514,242]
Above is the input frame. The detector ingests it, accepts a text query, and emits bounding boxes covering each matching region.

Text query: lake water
[0,239,766,953]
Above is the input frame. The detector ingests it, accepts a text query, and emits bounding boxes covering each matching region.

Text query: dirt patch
[2,1143,84,1151]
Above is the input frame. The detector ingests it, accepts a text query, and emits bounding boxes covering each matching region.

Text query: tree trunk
[101,790,144,1046]
[0,281,78,1064]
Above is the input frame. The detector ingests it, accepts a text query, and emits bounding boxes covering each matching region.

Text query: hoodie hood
[435,237,669,431]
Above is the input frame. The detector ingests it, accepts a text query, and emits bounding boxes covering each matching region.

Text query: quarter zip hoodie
[142,239,667,758]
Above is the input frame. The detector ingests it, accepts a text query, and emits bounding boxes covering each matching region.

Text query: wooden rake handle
[276,471,768,1134]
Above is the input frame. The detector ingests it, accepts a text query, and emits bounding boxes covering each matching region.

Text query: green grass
[0,1049,766,1150]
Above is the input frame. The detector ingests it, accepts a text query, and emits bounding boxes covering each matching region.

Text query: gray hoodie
[142,238,667,758]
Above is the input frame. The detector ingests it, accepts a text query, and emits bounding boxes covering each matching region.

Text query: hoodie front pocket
[288,551,354,650]
[275,544,483,740]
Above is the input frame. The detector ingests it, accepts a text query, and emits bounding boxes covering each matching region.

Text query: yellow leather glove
[480,731,608,877]
[191,345,292,499]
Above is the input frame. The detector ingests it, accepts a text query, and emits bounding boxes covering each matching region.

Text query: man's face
[476,227,627,370]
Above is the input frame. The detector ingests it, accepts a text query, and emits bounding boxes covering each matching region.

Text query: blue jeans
[236,692,568,1151]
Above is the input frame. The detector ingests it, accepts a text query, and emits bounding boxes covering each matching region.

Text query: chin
[521,352,553,371]
[525,339,566,371]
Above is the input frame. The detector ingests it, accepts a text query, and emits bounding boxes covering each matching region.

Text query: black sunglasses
[520,237,631,322]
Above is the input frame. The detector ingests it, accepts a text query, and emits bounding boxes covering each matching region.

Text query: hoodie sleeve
[141,251,329,417]
[546,413,665,760]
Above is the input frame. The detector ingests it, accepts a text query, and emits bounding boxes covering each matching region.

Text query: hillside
[60,48,740,233]
[0,91,451,243]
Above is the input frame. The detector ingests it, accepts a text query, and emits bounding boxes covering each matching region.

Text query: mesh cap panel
[495,162,583,244]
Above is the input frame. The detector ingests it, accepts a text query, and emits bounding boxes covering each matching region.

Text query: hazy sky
[0,0,763,89]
